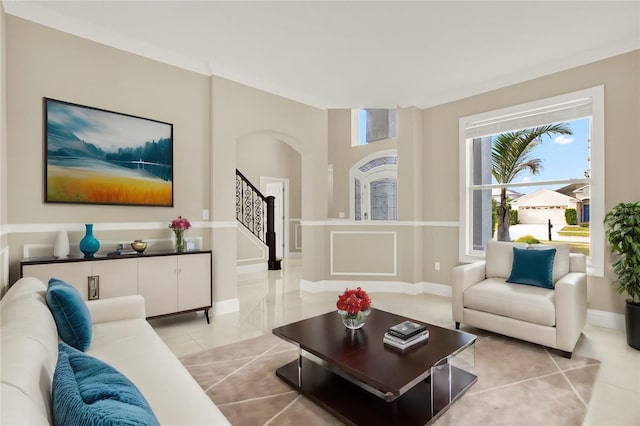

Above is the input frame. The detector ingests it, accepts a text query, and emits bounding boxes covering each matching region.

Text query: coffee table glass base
[276,356,477,426]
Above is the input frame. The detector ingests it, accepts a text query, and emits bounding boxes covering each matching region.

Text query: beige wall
[236,227,267,265]
[4,12,638,317]
[327,109,397,219]
[3,16,327,306]
[236,132,302,256]
[321,51,638,315]
[4,16,213,289]
[421,50,640,314]
[210,76,327,284]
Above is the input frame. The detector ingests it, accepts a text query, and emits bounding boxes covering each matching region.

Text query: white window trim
[350,109,361,147]
[349,149,398,220]
[458,86,604,277]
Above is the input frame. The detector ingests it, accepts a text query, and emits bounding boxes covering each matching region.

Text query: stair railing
[235,169,281,270]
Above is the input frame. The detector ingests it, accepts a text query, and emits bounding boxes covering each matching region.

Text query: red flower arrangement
[169,216,191,230]
[336,287,371,315]
[169,216,191,252]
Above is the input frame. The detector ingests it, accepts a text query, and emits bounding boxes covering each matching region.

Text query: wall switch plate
[88,275,99,300]
[434,262,441,271]
[202,209,209,220]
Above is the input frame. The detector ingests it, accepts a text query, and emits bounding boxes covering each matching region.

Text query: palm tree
[492,124,573,241]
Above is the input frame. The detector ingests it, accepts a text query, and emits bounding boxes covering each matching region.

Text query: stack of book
[383,320,429,350]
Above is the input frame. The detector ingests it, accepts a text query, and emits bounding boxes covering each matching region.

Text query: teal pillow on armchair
[507,247,557,289]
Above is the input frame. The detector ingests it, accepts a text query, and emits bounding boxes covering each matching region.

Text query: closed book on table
[383,332,429,350]
[383,330,429,345]
[387,320,427,340]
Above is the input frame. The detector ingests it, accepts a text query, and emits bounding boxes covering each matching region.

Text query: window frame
[351,109,398,146]
[350,149,398,221]
[458,86,605,276]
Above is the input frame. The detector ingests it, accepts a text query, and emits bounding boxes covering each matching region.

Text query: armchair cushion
[485,241,528,278]
[464,277,556,326]
[484,241,571,284]
[507,247,556,289]
[529,243,570,283]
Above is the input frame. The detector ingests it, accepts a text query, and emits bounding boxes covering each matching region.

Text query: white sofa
[452,241,587,357]
[1,276,230,425]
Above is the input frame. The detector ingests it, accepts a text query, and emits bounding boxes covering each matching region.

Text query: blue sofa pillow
[53,342,160,426]
[507,247,557,289]
[46,278,92,351]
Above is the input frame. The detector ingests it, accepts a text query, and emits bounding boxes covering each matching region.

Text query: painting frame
[44,98,174,207]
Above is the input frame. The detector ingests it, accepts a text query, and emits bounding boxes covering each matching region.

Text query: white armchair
[452,241,587,358]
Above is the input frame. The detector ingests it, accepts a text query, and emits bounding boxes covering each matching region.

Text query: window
[351,109,398,146]
[459,86,604,276]
[350,150,398,220]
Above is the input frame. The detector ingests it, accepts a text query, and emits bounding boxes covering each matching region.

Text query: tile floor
[150,259,640,426]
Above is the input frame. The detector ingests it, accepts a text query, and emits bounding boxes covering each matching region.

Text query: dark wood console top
[21,249,212,264]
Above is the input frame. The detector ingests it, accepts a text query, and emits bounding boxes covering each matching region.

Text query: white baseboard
[587,308,625,330]
[213,298,240,316]
[300,279,436,296]
[300,280,442,296]
[421,281,452,297]
[237,263,268,274]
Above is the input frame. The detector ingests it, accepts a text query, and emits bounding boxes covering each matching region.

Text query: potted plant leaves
[604,201,640,350]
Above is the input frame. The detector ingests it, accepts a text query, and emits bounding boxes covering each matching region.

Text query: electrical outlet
[202,209,209,220]
[434,262,441,271]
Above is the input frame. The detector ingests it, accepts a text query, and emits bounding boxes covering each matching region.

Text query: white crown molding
[2,0,210,75]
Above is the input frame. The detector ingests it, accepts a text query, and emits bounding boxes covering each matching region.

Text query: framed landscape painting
[44,98,173,207]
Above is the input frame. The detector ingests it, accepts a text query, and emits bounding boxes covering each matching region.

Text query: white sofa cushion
[1,278,58,424]
[53,342,159,426]
[1,277,230,426]
[88,319,226,425]
[463,277,556,326]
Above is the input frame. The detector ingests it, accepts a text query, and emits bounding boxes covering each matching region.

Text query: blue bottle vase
[79,224,100,258]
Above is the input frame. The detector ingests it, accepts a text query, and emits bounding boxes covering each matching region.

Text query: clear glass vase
[338,309,371,330]
[173,229,186,252]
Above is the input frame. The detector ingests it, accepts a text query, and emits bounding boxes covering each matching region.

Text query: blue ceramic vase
[79,224,100,258]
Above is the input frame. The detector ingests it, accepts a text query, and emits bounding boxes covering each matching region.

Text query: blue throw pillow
[46,278,92,351]
[507,247,557,289]
[53,342,160,426]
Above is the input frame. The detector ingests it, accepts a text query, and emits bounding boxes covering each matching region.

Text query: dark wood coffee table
[272,308,476,426]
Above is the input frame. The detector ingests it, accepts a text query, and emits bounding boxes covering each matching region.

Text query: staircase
[235,169,282,270]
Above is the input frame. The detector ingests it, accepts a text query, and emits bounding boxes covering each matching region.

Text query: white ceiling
[4,1,640,109]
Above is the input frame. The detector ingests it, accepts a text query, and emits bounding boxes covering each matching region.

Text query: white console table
[20,250,213,323]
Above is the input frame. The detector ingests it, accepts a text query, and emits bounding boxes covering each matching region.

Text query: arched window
[350,150,398,220]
